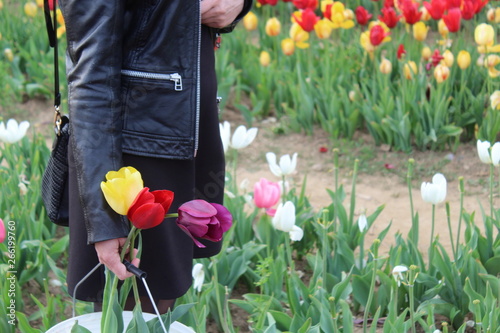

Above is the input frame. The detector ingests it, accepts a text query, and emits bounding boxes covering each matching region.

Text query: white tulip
[272,201,296,232]
[477,140,500,166]
[0,119,30,143]
[358,214,368,232]
[219,121,231,153]
[392,265,408,286]
[230,125,258,150]
[192,263,204,293]
[266,152,298,177]
[421,173,447,205]
[289,225,304,241]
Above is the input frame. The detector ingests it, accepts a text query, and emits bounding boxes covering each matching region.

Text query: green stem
[363,239,380,333]
[284,236,295,272]
[407,159,417,245]
[212,259,231,333]
[489,163,494,219]
[321,209,329,291]
[429,205,435,270]
[408,266,418,333]
[456,177,464,256]
[349,159,359,227]
[445,202,456,261]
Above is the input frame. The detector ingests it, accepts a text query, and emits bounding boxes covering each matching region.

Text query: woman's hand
[201,0,245,28]
[94,238,140,280]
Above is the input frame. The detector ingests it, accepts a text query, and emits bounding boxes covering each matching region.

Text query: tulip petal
[151,190,174,212]
[491,142,500,166]
[176,224,206,248]
[210,203,232,232]
[129,203,165,229]
[178,199,217,217]
[127,188,154,219]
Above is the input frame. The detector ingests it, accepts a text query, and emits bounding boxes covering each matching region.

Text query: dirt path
[223,109,494,257]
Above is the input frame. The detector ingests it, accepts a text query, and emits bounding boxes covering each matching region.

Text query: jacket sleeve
[218,0,253,34]
[59,0,130,244]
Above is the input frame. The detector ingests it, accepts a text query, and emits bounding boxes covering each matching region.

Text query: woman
[59,0,253,313]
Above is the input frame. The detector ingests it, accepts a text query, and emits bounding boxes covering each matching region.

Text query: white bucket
[45,311,195,333]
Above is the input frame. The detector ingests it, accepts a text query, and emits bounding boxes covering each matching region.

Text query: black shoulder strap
[44,0,63,134]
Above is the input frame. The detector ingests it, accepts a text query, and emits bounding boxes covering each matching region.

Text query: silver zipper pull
[170,73,183,91]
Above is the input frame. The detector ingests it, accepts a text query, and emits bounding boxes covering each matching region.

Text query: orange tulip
[434,64,450,83]
[281,38,295,56]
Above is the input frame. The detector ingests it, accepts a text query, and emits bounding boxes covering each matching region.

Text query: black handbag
[41,0,70,227]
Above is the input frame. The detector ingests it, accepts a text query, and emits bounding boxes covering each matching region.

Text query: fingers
[201,0,244,29]
[94,238,140,280]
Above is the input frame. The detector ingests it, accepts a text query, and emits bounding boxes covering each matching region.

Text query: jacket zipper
[194,2,201,158]
[120,69,183,91]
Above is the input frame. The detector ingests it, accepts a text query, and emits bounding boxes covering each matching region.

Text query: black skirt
[66,26,225,302]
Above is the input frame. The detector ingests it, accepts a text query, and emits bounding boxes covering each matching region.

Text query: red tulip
[127,188,174,229]
[294,8,320,32]
[423,0,447,20]
[442,8,461,32]
[292,0,318,10]
[370,25,389,46]
[254,178,281,209]
[473,0,488,14]
[431,49,444,67]
[400,0,422,25]
[461,0,477,19]
[176,200,232,248]
[258,0,279,5]
[379,6,401,28]
[383,0,395,8]
[447,0,462,8]
[397,44,407,59]
[355,6,373,26]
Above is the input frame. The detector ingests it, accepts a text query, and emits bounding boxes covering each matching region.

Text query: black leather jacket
[59,0,252,244]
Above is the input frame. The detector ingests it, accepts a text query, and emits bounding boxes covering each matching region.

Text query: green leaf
[70,320,93,333]
[484,256,500,276]
[268,310,292,331]
[125,304,150,333]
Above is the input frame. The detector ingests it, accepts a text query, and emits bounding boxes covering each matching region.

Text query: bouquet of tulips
[74,166,232,333]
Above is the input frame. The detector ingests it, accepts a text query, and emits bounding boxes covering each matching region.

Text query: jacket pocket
[121,70,196,160]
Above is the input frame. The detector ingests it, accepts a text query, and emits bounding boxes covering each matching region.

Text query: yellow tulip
[477,44,500,54]
[413,21,429,42]
[290,23,310,49]
[321,0,334,13]
[360,30,375,54]
[57,9,65,25]
[486,8,500,24]
[485,54,500,78]
[259,51,271,67]
[438,19,448,39]
[421,46,432,61]
[24,2,37,17]
[490,91,500,110]
[265,17,281,37]
[344,8,354,21]
[420,7,431,21]
[0,1,4,10]
[100,166,144,216]
[4,48,13,62]
[349,90,356,102]
[475,23,494,47]
[442,50,454,67]
[434,64,450,83]
[379,57,392,74]
[243,11,258,31]
[457,50,471,70]
[404,61,418,80]
[314,18,333,39]
[36,0,43,7]
[281,38,295,56]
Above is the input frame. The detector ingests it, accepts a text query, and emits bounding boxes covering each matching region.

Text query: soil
[5,99,495,332]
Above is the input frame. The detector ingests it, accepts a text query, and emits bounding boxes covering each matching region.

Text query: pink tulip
[253,178,281,209]
[176,200,232,248]
[0,219,5,243]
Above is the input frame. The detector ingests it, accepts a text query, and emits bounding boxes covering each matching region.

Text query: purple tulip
[176,200,232,248]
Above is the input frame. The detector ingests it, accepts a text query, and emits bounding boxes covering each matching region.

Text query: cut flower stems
[1,0,500,332]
